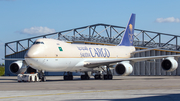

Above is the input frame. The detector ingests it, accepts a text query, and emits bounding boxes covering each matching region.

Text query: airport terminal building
[4,24,180,76]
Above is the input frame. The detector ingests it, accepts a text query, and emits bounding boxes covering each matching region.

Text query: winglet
[119,13,136,46]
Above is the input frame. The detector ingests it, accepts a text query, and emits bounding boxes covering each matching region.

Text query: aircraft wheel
[94,75,101,80]
[70,75,73,80]
[64,75,73,80]
[81,75,90,80]
[103,75,108,80]
[64,75,68,80]
[81,75,85,80]
[86,76,90,80]
[108,75,113,80]
[42,77,46,82]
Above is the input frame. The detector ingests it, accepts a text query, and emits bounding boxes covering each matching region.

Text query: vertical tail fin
[119,13,136,46]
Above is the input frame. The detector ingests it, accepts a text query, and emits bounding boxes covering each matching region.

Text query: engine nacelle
[115,62,133,76]
[161,57,178,72]
[9,60,27,74]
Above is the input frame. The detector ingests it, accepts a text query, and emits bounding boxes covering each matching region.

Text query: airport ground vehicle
[17,73,43,82]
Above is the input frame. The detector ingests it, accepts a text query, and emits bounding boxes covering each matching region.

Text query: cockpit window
[33,42,44,45]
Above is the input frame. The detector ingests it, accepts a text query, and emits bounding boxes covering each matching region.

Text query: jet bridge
[4,23,180,76]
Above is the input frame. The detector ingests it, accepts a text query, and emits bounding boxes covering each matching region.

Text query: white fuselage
[25,38,136,72]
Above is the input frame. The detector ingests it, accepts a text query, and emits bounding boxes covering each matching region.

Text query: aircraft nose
[25,46,43,69]
[25,45,45,59]
[25,48,38,58]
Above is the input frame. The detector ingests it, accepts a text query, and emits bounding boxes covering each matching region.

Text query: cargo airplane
[4,14,180,81]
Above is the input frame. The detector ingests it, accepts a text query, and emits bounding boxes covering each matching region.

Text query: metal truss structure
[5,23,180,56]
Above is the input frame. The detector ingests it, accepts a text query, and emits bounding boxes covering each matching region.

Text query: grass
[0,66,5,76]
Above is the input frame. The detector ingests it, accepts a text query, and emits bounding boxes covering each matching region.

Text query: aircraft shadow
[66,94,180,101]
[0,78,17,80]
[0,78,17,83]
[46,78,124,82]
[45,77,166,82]
[0,76,165,83]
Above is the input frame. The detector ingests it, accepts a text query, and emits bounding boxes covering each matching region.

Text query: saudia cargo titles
[4,14,180,81]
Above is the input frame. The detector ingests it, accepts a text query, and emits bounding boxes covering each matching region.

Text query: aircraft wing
[84,54,180,68]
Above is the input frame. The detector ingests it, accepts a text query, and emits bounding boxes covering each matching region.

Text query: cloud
[18,26,56,35]
[155,17,180,23]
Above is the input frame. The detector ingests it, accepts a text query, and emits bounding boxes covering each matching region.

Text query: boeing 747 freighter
[4,14,180,81]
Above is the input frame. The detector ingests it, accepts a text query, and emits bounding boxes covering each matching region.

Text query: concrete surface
[0,76,180,101]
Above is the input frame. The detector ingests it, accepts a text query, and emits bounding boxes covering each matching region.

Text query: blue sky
[0,0,180,63]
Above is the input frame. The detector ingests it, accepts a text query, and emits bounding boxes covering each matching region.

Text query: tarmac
[0,76,180,101]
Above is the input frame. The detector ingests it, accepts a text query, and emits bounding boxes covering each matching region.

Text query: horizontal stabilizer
[131,47,165,55]
[2,58,25,61]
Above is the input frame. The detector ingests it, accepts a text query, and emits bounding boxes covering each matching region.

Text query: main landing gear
[38,70,46,82]
[81,72,90,80]
[94,74,112,80]
[63,72,73,80]
[94,66,113,80]
[63,66,113,81]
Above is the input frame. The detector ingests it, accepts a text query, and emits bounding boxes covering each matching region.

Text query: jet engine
[161,57,178,72]
[9,60,27,74]
[114,62,133,76]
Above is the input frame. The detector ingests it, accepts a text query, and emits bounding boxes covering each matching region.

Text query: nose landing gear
[38,70,46,82]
